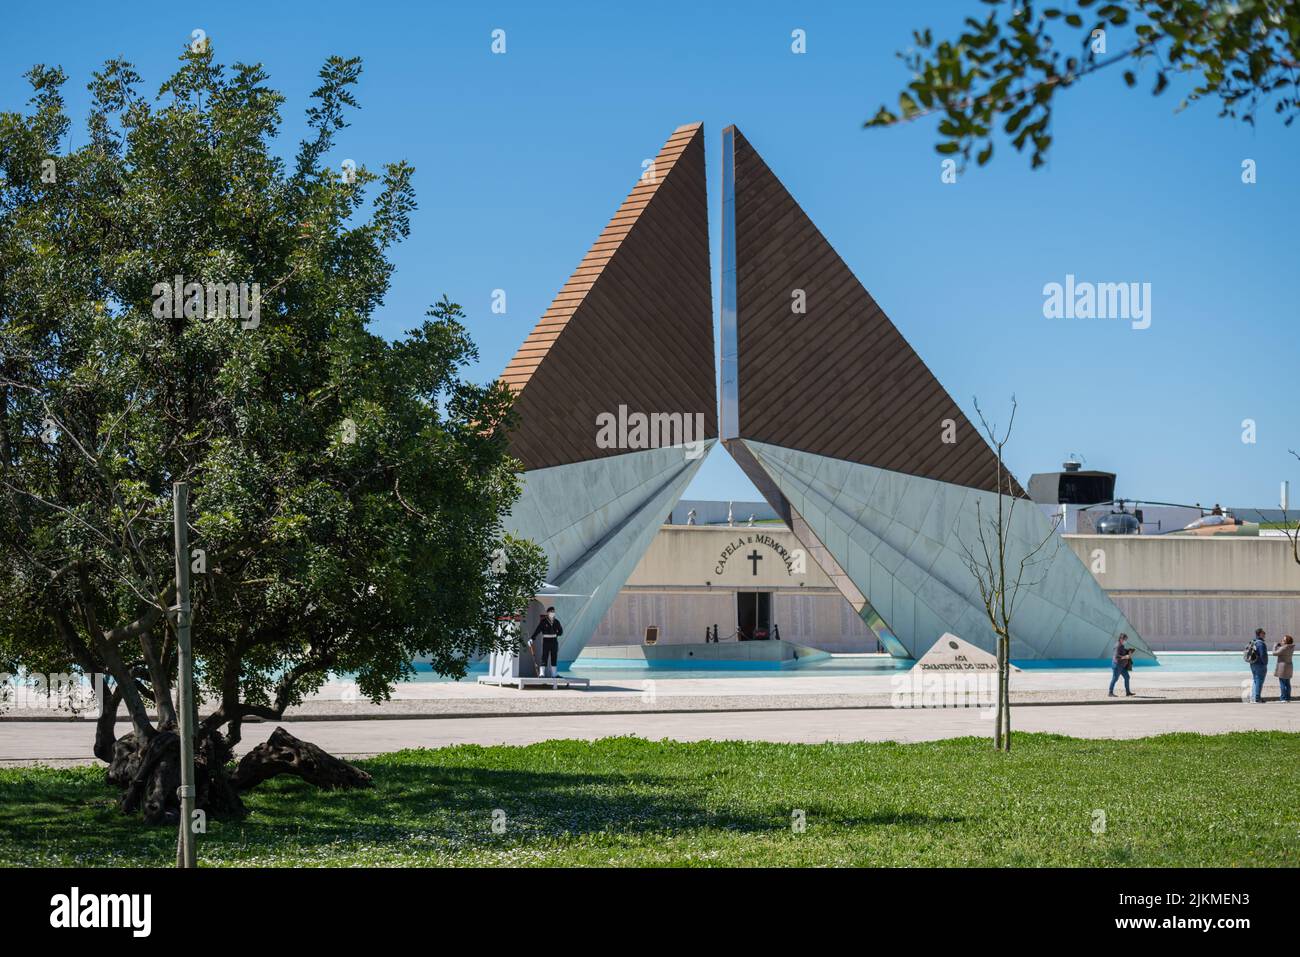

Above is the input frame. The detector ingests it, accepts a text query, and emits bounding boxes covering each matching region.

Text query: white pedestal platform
[481,648,590,690]
[476,673,591,690]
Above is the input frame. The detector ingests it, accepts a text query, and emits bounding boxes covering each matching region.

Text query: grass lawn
[1,732,1296,867]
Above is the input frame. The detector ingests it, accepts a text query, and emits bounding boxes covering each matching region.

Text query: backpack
[1243,641,1259,664]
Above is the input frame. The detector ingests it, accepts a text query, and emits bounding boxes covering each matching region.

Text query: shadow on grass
[234,763,788,846]
[211,761,975,858]
[1,760,967,848]
[2,761,798,864]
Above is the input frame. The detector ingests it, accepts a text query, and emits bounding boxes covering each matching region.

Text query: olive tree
[0,46,544,822]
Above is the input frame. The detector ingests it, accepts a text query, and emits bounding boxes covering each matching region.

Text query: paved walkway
[3,700,1296,764]
[5,664,1268,721]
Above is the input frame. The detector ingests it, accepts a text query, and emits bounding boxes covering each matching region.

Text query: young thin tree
[957,397,1062,751]
[1249,450,1300,566]
[1277,450,1300,566]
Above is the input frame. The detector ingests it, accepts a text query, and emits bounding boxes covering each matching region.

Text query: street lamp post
[173,482,197,868]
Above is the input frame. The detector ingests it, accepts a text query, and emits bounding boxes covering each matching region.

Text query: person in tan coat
[1273,635,1294,703]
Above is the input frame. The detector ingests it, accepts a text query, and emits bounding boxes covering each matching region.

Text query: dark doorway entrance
[736,591,771,640]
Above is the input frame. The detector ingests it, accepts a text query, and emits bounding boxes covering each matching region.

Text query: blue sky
[4,0,1296,509]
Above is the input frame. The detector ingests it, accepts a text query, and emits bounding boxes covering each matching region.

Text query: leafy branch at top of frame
[865,0,1300,170]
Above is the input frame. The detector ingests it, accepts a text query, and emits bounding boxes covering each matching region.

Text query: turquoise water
[406,652,1249,682]
[1135,653,1251,673]
[567,655,912,679]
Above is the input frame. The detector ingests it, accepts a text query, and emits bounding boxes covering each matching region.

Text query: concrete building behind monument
[579,502,1300,658]
[590,521,881,653]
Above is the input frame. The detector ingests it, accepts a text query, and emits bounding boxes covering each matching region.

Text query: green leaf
[1005,104,1033,133]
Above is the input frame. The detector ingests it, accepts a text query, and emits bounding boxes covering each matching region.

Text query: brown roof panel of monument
[728,126,1022,497]
[500,123,717,471]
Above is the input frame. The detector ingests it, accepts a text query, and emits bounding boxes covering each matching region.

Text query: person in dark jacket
[528,607,563,678]
[1108,633,1135,697]
[1249,628,1270,702]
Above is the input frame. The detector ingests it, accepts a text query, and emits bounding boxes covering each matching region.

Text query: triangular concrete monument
[914,633,1020,673]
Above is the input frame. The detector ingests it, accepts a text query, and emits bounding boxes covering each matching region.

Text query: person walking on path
[1108,633,1135,698]
[1273,634,1294,703]
[1247,628,1270,702]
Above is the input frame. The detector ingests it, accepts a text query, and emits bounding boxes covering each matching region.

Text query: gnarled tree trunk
[104,723,369,824]
[232,727,373,791]
[107,726,246,824]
